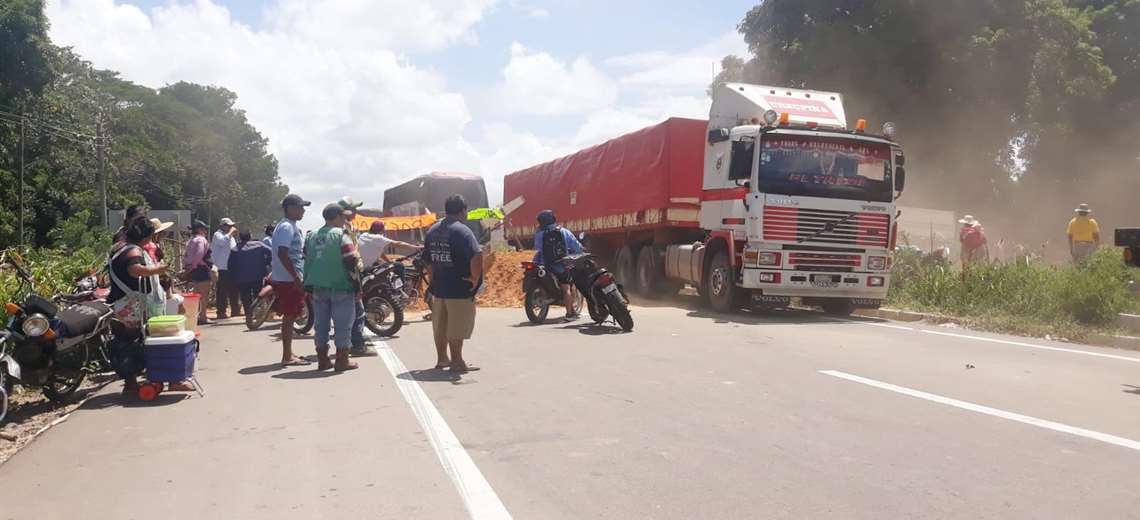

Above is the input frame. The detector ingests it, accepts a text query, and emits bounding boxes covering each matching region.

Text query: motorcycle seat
[58,301,111,338]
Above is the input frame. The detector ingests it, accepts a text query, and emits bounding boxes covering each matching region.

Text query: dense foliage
[0,0,287,249]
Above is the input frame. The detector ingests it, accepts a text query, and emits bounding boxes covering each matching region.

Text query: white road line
[860,322,915,331]
[375,340,513,519]
[918,329,1140,364]
[819,370,1140,452]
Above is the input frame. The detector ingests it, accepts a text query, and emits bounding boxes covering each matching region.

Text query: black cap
[188,219,208,231]
[282,194,311,208]
[322,203,349,221]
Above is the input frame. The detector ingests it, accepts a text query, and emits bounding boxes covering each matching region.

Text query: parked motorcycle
[360,262,405,337]
[400,250,433,317]
[0,252,113,419]
[244,277,314,334]
[563,248,634,332]
[521,261,583,324]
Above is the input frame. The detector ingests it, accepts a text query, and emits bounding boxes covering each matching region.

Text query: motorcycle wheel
[586,292,609,324]
[293,299,314,335]
[0,385,8,424]
[606,288,634,332]
[43,346,89,403]
[365,293,404,337]
[246,294,274,331]
[524,288,551,324]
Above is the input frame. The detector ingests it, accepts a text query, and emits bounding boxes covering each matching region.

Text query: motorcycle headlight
[22,314,50,337]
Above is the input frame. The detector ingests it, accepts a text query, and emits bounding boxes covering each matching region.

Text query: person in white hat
[212,217,242,319]
[143,217,174,262]
[1067,203,1100,263]
[958,215,989,266]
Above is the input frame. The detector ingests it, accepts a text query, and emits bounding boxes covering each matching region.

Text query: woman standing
[183,220,215,325]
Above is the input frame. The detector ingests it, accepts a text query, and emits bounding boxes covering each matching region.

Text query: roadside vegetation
[0,213,108,307]
[887,247,1140,340]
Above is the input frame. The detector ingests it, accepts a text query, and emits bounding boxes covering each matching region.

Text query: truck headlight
[22,314,50,337]
[868,256,887,271]
[758,252,782,266]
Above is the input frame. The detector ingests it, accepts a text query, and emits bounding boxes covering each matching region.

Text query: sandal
[167,381,196,392]
[449,363,481,373]
[281,357,312,367]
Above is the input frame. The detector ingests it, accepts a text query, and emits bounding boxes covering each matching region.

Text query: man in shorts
[423,195,484,373]
[272,194,311,366]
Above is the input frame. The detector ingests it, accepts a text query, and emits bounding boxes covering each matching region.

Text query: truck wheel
[821,299,855,317]
[635,247,659,296]
[706,250,739,313]
[614,246,636,296]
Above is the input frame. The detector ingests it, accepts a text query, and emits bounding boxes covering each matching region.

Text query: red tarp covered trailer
[503,118,707,241]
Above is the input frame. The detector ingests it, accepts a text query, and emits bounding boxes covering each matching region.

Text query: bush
[888,247,1139,338]
[0,236,111,307]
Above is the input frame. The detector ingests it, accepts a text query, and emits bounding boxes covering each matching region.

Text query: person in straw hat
[143,217,174,262]
[1067,203,1100,263]
[958,215,989,266]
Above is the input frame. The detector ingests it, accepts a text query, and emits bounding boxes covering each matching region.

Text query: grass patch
[887,247,1140,340]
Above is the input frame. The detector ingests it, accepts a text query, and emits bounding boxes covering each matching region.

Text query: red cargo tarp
[503,118,707,239]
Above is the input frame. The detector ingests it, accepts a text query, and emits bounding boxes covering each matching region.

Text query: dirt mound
[477,250,531,308]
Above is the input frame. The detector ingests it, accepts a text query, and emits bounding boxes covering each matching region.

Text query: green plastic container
[147,315,187,337]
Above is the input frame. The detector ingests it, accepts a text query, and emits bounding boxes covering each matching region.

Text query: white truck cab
[666,83,907,315]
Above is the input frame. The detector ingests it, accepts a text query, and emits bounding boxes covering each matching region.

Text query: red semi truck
[504,83,907,315]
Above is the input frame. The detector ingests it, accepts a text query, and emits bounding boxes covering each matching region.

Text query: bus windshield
[758,134,893,203]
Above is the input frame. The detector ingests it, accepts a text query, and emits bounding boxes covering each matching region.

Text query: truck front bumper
[741,268,890,300]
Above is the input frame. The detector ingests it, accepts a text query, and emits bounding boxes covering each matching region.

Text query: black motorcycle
[562,252,634,332]
[1,253,113,418]
[400,250,433,316]
[521,260,582,324]
[360,261,406,337]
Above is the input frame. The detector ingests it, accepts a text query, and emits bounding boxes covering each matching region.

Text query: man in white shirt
[358,221,421,267]
[212,217,241,319]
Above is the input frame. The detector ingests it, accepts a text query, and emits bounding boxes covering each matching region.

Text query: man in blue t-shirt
[532,209,583,321]
[424,195,483,373]
[271,194,311,367]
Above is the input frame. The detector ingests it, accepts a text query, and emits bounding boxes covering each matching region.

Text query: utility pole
[18,116,25,245]
[97,112,107,229]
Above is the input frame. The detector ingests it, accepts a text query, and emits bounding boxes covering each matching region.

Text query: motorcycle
[1,252,113,419]
[360,261,406,337]
[563,247,634,332]
[520,261,583,324]
[244,277,315,334]
[399,250,433,317]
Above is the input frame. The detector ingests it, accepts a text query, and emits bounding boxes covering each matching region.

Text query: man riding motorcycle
[532,210,583,322]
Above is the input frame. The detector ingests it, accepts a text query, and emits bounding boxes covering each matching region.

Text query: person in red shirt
[958,215,989,266]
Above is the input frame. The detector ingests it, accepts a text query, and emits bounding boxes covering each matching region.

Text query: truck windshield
[758,134,893,203]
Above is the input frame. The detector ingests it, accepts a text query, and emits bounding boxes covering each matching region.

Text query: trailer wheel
[614,246,636,296]
[635,247,657,296]
[706,250,739,313]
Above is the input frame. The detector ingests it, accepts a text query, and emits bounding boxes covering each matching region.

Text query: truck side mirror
[895,167,906,192]
[708,128,730,144]
[895,154,905,167]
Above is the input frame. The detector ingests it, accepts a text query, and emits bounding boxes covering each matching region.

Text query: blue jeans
[352,298,366,348]
[312,288,356,351]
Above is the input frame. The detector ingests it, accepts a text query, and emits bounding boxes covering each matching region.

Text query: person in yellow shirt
[1067,203,1100,263]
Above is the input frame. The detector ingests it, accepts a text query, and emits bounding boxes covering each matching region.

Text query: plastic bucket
[181,292,201,336]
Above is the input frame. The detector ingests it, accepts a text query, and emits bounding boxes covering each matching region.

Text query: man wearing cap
[336,196,379,356]
[212,217,242,319]
[183,220,215,325]
[273,194,311,366]
[1067,203,1101,263]
[305,203,362,372]
[423,195,483,373]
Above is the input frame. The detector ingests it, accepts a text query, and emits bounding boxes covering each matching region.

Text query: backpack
[541,226,568,265]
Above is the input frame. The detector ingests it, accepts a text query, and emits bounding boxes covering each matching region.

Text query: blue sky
[45,0,755,225]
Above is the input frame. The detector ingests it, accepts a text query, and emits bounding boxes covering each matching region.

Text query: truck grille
[788,252,862,272]
[762,206,889,248]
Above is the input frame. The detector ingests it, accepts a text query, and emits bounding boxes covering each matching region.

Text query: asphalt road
[1,304,1139,519]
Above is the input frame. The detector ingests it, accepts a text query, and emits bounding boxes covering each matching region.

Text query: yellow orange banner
[351,214,438,232]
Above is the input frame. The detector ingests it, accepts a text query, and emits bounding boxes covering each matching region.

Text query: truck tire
[705,250,739,313]
[614,246,636,296]
[821,299,855,317]
[635,247,659,296]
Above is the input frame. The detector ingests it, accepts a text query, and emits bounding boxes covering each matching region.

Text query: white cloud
[497,42,618,116]
[606,31,748,90]
[507,0,549,19]
[46,0,496,229]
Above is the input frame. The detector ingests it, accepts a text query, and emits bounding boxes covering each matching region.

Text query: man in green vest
[304,203,362,372]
